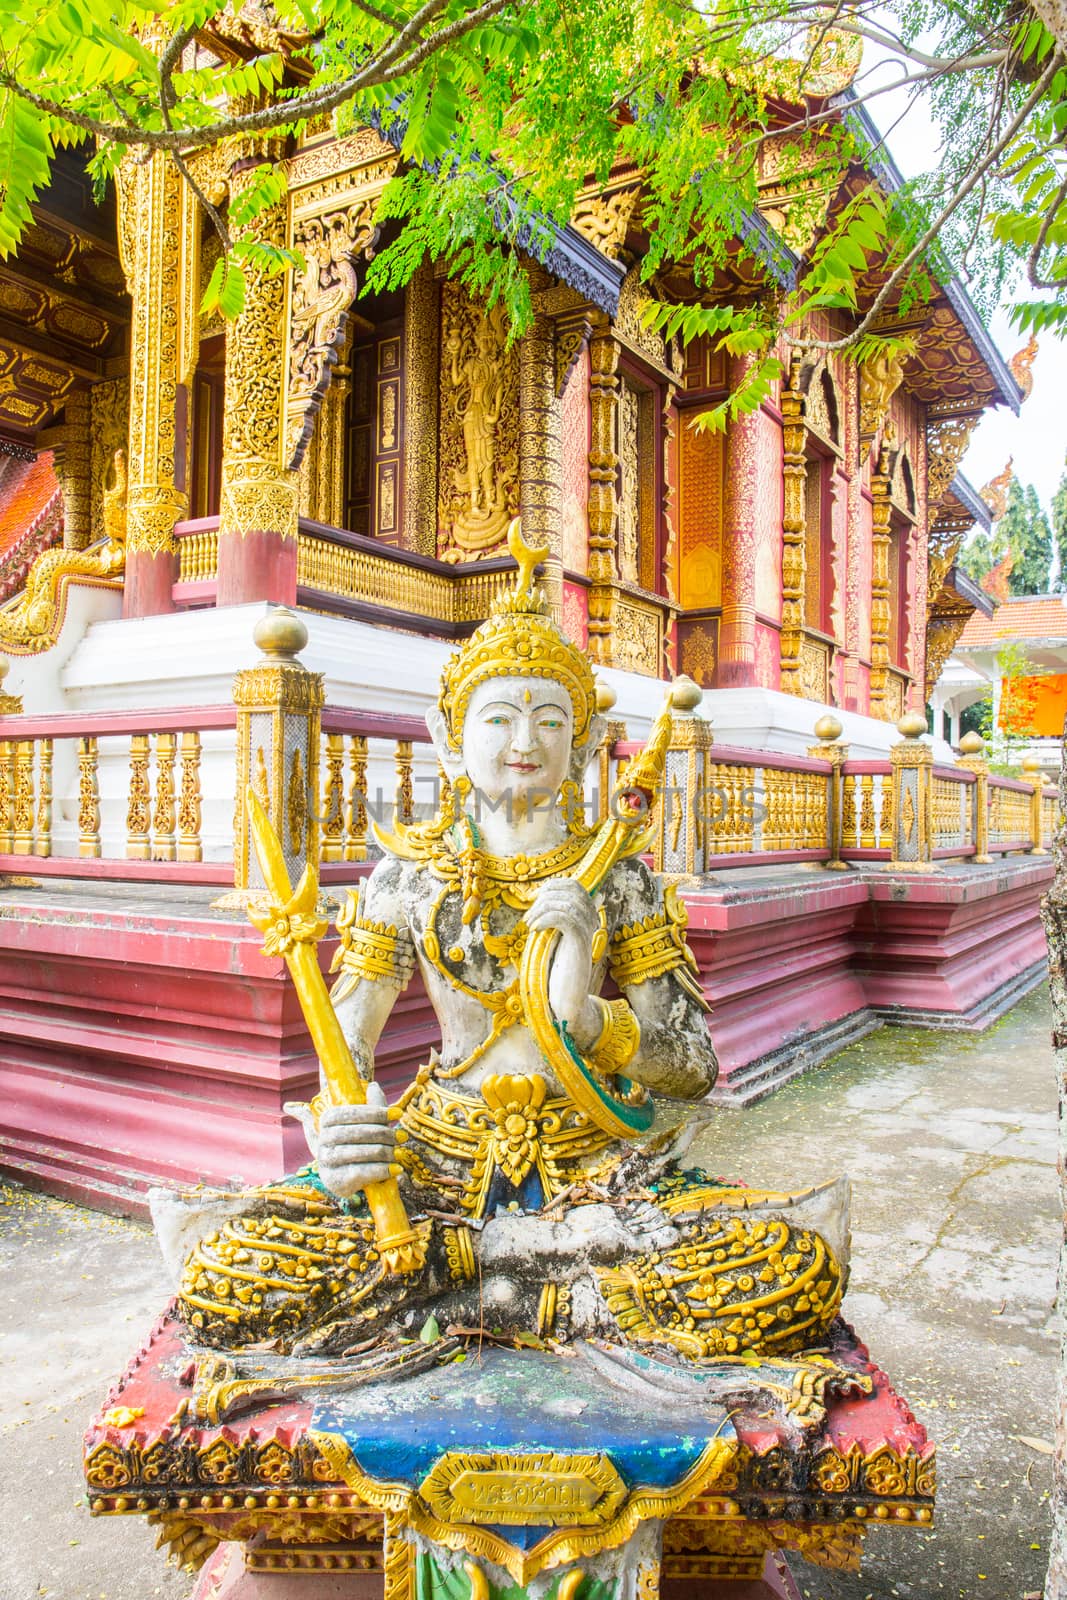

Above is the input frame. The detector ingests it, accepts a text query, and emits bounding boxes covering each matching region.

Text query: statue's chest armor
[411,879,531,1004]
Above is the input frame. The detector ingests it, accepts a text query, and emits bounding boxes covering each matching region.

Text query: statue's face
[461,676,574,809]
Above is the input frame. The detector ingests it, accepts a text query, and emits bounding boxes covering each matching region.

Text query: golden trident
[244,787,427,1275]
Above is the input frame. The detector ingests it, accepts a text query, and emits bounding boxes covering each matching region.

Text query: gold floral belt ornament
[398,1072,616,1219]
[517,685,677,1140]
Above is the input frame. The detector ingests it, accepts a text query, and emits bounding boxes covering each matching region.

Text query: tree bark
[1030,0,1067,55]
[1040,736,1067,1597]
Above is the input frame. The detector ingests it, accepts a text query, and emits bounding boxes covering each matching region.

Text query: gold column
[888,711,934,869]
[223,608,324,905]
[57,388,92,550]
[587,318,619,665]
[403,262,439,556]
[1021,754,1048,854]
[957,730,991,863]
[519,311,563,619]
[868,446,893,719]
[217,144,299,604]
[779,359,808,695]
[119,150,198,614]
[807,713,849,868]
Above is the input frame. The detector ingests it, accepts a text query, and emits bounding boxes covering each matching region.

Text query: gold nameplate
[419,1451,629,1527]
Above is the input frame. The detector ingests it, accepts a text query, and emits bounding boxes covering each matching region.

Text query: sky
[857,52,1066,519]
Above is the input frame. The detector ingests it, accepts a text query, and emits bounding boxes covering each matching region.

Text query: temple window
[675,335,727,613]
[343,285,406,542]
[888,511,911,669]
[615,362,662,593]
[803,442,834,635]
[189,333,224,519]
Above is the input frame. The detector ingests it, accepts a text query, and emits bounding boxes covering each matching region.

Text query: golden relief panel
[611,597,662,676]
[678,421,722,609]
[438,284,519,560]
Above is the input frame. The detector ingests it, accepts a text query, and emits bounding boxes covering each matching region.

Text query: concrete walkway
[0,987,1058,1600]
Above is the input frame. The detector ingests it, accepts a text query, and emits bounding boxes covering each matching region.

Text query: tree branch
[792,50,1066,353]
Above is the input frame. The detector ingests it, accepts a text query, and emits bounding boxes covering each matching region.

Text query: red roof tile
[0,451,60,554]
[957,594,1067,647]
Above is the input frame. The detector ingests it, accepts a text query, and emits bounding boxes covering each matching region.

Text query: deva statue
[161,524,845,1368]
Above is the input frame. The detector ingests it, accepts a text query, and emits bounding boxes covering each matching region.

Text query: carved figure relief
[858,344,905,458]
[571,189,640,258]
[287,202,379,470]
[438,286,518,558]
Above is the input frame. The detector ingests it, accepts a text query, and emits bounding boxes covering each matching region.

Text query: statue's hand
[524,878,600,1044]
[316,1084,397,1200]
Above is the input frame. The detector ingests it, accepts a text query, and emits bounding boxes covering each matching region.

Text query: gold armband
[608,884,709,1010]
[587,996,641,1076]
[329,888,415,1002]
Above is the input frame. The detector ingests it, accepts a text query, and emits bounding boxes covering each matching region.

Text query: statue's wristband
[587,996,641,1076]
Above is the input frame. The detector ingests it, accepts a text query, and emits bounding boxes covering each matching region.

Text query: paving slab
[0,987,1057,1600]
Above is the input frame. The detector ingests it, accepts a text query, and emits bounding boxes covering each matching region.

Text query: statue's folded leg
[596,1186,844,1361]
[176,1175,433,1352]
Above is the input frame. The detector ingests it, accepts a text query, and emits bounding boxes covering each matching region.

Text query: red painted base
[0,857,1052,1209]
[123,548,177,618]
[194,1545,382,1599]
[193,1547,801,1599]
[217,528,297,606]
[662,1553,800,1599]
[685,858,1053,1103]
[0,887,435,1215]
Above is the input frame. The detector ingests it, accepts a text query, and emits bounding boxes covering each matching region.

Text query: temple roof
[834,97,1023,418]
[956,594,1067,648]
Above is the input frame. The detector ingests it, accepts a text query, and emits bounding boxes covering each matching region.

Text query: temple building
[0,62,1055,1210]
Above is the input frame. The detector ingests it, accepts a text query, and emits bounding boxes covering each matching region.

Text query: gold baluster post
[656,675,712,875]
[78,735,101,857]
[221,608,324,905]
[345,734,368,862]
[321,731,346,862]
[394,739,415,827]
[956,730,991,864]
[177,731,203,862]
[12,739,36,855]
[808,714,848,868]
[0,739,12,852]
[35,738,53,857]
[888,712,934,870]
[152,731,177,860]
[1021,754,1047,854]
[127,733,152,859]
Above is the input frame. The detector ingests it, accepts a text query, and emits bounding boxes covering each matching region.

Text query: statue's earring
[559,778,590,835]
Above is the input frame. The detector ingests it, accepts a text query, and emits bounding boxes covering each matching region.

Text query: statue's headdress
[438,520,597,749]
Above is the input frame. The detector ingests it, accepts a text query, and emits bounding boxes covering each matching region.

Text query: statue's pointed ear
[569,713,608,784]
[427,706,465,783]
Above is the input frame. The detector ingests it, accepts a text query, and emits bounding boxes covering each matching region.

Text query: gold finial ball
[813,714,843,743]
[1021,754,1042,773]
[254,606,308,660]
[896,711,927,741]
[958,730,984,756]
[670,674,703,713]
[595,679,617,714]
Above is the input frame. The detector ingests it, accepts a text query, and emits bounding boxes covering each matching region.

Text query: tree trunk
[1040,739,1067,1598]
[1030,0,1067,55]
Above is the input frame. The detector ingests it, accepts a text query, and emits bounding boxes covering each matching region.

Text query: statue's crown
[438,520,597,749]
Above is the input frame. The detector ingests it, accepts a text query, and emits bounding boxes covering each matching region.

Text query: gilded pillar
[519,312,563,620]
[889,712,934,868]
[119,151,198,617]
[586,320,619,665]
[56,387,92,551]
[719,358,760,688]
[779,361,808,696]
[868,446,893,719]
[217,146,299,606]
[403,263,438,557]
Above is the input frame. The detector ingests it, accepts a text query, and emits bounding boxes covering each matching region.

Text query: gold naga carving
[0,449,127,654]
[925,409,979,521]
[286,201,379,471]
[980,457,1013,522]
[571,188,640,259]
[924,603,973,701]
[1009,333,1038,400]
[438,287,519,558]
[858,342,905,460]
